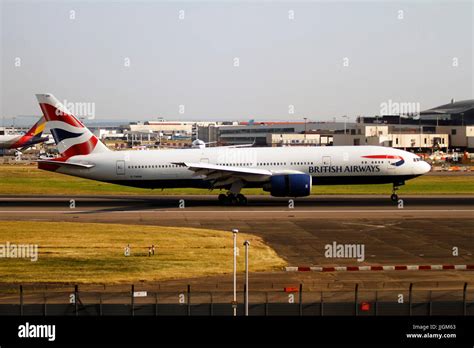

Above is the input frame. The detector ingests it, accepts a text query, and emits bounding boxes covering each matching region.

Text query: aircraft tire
[236,194,247,206]
[218,194,226,204]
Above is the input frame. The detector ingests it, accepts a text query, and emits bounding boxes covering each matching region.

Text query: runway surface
[0,194,472,290]
[0,194,473,218]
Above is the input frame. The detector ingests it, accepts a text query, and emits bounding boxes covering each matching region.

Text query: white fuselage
[51,145,430,190]
[0,135,22,149]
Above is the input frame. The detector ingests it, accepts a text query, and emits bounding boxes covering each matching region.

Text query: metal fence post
[374,290,378,316]
[43,291,47,316]
[74,285,78,316]
[429,290,432,316]
[131,284,134,316]
[463,283,467,316]
[265,292,268,316]
[99,292,102,316]
[20,285,23,316]
[321,290,324,316]
[187,285,191,316]
[355,283,359,316]
[210,292,213,316]
[244,240,249,316]
[299,284,303,316]
[409,283,413,316]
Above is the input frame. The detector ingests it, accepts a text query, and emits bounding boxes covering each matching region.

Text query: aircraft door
[116,160,126,175]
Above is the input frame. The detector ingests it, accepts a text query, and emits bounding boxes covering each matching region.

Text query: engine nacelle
[263,174,312,197]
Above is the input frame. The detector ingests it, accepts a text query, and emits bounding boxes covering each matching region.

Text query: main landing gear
[218,193,248,206]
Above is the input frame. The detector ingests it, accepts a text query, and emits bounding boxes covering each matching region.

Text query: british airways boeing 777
[35,94,431,205]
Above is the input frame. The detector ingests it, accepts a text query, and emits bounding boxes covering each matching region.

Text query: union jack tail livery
[36,94,109,160]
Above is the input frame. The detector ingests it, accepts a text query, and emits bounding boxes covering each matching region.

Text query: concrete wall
[333,132,449,148]
[436,126,474,148]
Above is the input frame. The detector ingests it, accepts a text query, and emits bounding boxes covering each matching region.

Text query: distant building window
[424,138,427,144]
[451,129,457,135]
[395,138,399,145]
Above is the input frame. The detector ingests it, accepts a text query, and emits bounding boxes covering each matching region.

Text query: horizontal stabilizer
[36,159,95,169]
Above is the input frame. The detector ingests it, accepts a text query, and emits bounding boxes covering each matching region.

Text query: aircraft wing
[173,162,272,188]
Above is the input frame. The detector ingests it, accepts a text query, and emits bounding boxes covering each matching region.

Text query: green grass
[0,165,472,195]
[0,221,286,283]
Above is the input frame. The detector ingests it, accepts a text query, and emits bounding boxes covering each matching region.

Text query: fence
[0,283,472,316]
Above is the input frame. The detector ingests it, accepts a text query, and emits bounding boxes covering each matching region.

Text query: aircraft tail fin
[26,116,46,138]
[11,116,47,149]
[35,93,110,159]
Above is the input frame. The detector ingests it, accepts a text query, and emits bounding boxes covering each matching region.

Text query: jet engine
[263,174,312,197]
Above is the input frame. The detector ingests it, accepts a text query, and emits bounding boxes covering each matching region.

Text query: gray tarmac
[0,194,472,291]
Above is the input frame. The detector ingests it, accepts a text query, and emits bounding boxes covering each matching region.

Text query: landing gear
[218,194,226,204]
[218,193,248,206]
[390,182,404,202]
[217,180,247,206]
[236,194,248,205]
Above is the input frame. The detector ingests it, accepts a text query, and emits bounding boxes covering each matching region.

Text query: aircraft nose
[419,161,431,174]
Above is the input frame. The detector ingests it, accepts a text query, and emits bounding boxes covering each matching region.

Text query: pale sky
[1,0,473,123]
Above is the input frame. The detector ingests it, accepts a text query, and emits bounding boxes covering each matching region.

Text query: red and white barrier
[285,264,474,272]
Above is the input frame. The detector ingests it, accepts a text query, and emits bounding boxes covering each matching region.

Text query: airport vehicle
[0,116,47,150]
[35,94,431,205]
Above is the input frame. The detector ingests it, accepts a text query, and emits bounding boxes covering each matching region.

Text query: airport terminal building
[334,100,474,151]
[2,99,473,154]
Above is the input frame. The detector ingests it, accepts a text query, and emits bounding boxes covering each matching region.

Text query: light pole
[303,117,307,143]
[232,228,238,316]
[244,240,250,316]
[342,115,348,135]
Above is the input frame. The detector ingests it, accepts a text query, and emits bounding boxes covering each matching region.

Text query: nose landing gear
[391,181,405,202]
[390,190,398,202]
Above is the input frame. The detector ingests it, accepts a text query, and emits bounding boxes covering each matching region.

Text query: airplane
[0,116,48,150]
[35,93,431,205]
[190,139,254,149]
[191,139,216,149]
